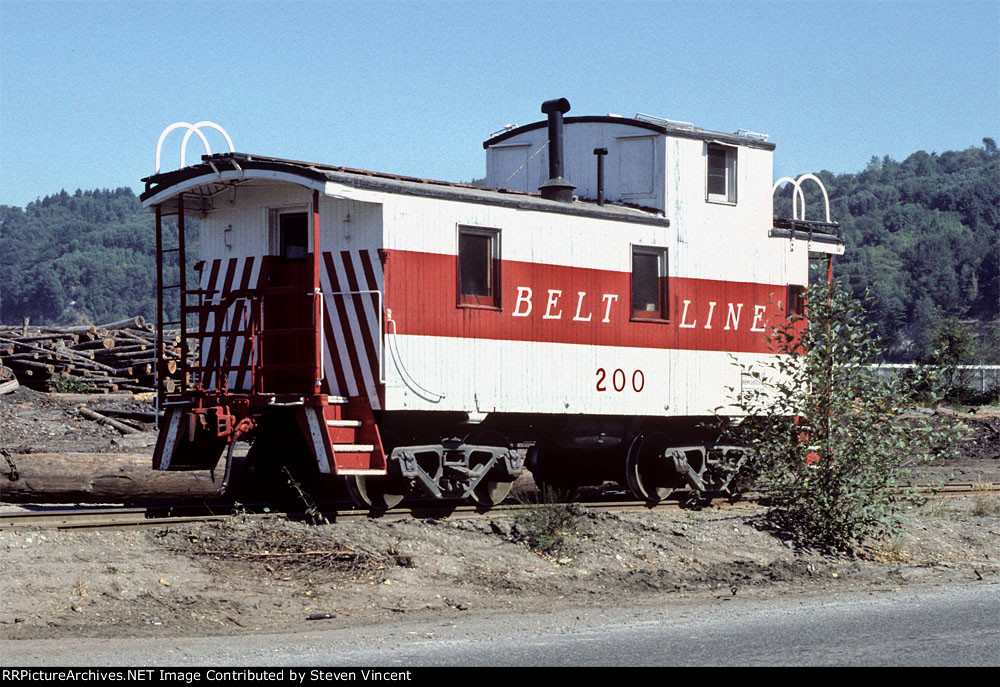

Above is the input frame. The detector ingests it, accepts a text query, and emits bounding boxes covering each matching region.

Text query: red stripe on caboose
[384,250,799,354]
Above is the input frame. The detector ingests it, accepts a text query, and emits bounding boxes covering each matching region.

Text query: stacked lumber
[0,316,195,394]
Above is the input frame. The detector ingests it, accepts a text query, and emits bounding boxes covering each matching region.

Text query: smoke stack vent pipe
[538,98,576,202]
[594,148,608,205]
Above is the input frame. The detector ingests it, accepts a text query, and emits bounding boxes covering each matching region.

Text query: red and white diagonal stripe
[320,249,384,410]
[195,256,261,391]
[192,251,383,410]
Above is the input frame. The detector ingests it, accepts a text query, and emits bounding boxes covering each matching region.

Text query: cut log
[78,407,140,434]
[39,324,97,337]
[95,343,147,355]
[94,316,146,331]
[7,360,55,374]
[0,366,18,395]
[116,331,155,345]
[117,383,158,394]
[48,392,139,402]
[94,408,159,424]
[0,451,222,504]
[71,337,116,351]
[13,332,80,343]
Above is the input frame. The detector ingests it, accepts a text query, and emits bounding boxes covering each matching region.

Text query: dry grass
[971,495,1000,517]
[171,519,397,581]
[870,536,912,563]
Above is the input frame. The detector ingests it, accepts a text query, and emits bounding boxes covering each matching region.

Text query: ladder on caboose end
[153,190,327,403]
[155,195,263,404]
[154,196,198,409]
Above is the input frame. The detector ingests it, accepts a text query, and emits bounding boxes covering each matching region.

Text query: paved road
[4,583,998,666]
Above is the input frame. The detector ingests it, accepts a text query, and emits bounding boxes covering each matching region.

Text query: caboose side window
[631,246,668,321]
[457,226,501,309]
[707,144,737,204]
[788,284,806,316]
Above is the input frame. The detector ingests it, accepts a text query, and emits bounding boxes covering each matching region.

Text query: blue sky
[1,0,997,208]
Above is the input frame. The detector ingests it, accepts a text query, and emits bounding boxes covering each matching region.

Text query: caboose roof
[482,115,777,151]
[140,152,669,226]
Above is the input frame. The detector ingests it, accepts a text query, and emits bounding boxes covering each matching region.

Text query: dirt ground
[1,388,999,641]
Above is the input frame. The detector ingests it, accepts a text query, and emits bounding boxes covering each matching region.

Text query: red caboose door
[262,211,315,393]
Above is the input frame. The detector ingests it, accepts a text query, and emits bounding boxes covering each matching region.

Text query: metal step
[331,444,374,453]
[327,419,362,428]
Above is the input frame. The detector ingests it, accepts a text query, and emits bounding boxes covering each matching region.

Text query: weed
[971,495,1000,517]
[917,501,956,518]
[512,487,583,554]
[872,536,911,563]
[50,376,95,393]
[281,467,328,524]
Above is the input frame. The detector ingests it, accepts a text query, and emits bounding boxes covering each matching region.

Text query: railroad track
[2,482,998,532]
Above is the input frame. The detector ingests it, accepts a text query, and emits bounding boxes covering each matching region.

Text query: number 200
[595,368,644,393]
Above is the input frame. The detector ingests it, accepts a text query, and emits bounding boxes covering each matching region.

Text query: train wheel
[464,430,516,507]
[344,475,407,511]
[525,445,578,501]
[625,432,675,503]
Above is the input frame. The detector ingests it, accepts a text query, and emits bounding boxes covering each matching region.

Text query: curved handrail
[771,174,831,222]
[180,121,235,169]
[771,176,807,220]
[794,173,831,222]
[155,121,234,173]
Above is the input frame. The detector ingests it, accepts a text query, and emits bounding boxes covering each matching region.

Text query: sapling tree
[727,280,961,553]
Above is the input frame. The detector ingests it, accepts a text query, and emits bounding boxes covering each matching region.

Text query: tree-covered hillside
[778,139,999,362]
[0,188,197,326]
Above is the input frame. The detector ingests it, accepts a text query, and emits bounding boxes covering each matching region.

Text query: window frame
[268,206,311,262]
[706,143,737,205]
[630,245,669,323]
[456,225,502,310]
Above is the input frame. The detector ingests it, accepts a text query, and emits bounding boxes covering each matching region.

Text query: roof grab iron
[772,174,831,222]
[735,129,769,141]
[635,113,694,129]
[155,121,235,173]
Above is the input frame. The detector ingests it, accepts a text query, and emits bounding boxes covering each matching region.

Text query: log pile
[0,316,194,394]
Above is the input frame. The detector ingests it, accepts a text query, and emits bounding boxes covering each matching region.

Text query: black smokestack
[594,147,608,205]
[538,98,575,202]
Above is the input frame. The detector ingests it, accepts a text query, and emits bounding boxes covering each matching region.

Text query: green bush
[49,376,96,393]
[727,281,962,553]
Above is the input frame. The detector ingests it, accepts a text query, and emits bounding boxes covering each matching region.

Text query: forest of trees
[1,140,997,363]
[0,188,197,328]
[776,138,999,362]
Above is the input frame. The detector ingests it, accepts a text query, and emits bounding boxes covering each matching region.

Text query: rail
[4,482,997,531]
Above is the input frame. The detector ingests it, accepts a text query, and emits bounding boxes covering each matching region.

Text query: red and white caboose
[141,99,844,508]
